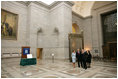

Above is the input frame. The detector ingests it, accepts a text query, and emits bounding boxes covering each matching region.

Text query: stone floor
[1,58,117,78]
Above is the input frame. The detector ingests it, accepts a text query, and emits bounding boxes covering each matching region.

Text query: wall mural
[1,9,18,39]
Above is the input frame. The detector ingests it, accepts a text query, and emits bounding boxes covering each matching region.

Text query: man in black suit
[76,49,82,68]
[82,50,88,69]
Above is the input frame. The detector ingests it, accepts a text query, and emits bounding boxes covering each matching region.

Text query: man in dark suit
[82,50,88,69]
[76,49,82,68]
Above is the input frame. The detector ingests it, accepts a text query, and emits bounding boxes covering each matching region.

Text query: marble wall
[1,1,28,57]
[1,1,73,59]
[91,1,117,57]
[1,1,117,59]
[72,1,117,57]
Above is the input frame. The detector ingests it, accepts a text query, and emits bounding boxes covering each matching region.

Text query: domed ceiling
[41,1,95,17]
[40,1,115,17]
[72,1,95,17]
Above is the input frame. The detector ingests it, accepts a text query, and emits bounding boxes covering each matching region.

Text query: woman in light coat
[71,50,76,68]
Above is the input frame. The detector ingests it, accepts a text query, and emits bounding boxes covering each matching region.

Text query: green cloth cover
[20,58,37,66]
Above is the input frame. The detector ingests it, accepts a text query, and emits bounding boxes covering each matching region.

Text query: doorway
[69,33,83,62]
[37,48,43,59]
[101,10,117,60]
[109,42,117,60]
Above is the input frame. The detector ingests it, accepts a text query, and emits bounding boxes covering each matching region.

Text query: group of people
[71,49,92,69]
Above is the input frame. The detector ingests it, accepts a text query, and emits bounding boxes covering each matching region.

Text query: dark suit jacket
[82,51,88,61]
[76,51,82,61]
[86,52,92,63]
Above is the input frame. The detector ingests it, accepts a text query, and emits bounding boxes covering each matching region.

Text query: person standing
[71,50,76,68]
[81,49,84,68]
[86,50,92,68]
[76,49,82,68]
[82,49,88,69]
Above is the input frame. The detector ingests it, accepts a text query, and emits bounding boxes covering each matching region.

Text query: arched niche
[72,23,79,34]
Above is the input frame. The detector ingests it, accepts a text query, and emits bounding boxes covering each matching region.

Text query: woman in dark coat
[86,50,92,68]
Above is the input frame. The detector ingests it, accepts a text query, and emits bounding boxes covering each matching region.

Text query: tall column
[50,1,73,59]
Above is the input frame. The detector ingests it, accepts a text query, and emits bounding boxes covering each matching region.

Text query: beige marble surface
[1,58,117,78]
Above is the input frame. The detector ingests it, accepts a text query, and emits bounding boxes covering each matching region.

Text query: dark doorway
[109,42,117,60]
[101,10,117,60]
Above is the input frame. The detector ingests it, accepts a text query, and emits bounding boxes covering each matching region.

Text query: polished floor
[1,58,117,78]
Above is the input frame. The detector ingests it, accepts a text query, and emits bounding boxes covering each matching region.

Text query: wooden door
[37,48,40,59]
[109,42,117,60]
[37,48,43,59]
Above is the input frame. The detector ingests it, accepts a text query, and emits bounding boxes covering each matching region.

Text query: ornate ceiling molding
[16,1,74,9]
[72,11,92,19]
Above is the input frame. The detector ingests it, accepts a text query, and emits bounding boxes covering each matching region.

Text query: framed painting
[23,48,30,55]
[1,9,18,40]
